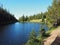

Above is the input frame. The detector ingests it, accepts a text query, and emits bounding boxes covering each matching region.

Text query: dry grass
[30,19,42,23]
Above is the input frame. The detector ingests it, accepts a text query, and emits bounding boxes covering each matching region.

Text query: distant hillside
[0,7,18,25]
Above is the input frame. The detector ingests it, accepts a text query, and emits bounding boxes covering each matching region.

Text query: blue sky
[0,0,52,19]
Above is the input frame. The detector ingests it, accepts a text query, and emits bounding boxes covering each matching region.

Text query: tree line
[0,7,18,25]
[46,0,60,27]
[19,13,46,22]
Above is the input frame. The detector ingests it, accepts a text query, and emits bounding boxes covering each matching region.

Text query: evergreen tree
[29,30,36,39]
[25,30,37,45]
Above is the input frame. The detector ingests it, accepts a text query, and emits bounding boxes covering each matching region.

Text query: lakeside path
[44,26,60,45]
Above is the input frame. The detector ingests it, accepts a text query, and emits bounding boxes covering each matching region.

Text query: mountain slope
[0,7,18,25]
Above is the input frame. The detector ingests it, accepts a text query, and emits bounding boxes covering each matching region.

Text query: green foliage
[25,39,38,45]
[25,30,37,45]
[19,15,25,22]
[25,26,49,45]
[0,7,17,25]
[46,0,60,27]
[19,15,29,22]
[25,16,29,21]
[29,30,36,39]
[19,13,44,22]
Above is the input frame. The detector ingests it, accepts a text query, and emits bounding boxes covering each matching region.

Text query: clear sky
[0,0,52,19]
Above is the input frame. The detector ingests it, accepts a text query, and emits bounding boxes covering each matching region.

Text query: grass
[30,19,42,23]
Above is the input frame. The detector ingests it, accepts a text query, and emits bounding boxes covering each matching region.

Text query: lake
[0,22,48,45]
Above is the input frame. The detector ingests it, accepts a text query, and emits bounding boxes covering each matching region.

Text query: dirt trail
[44,27,60,45]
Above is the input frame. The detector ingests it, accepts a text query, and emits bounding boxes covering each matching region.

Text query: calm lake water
[0,22,48,45]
